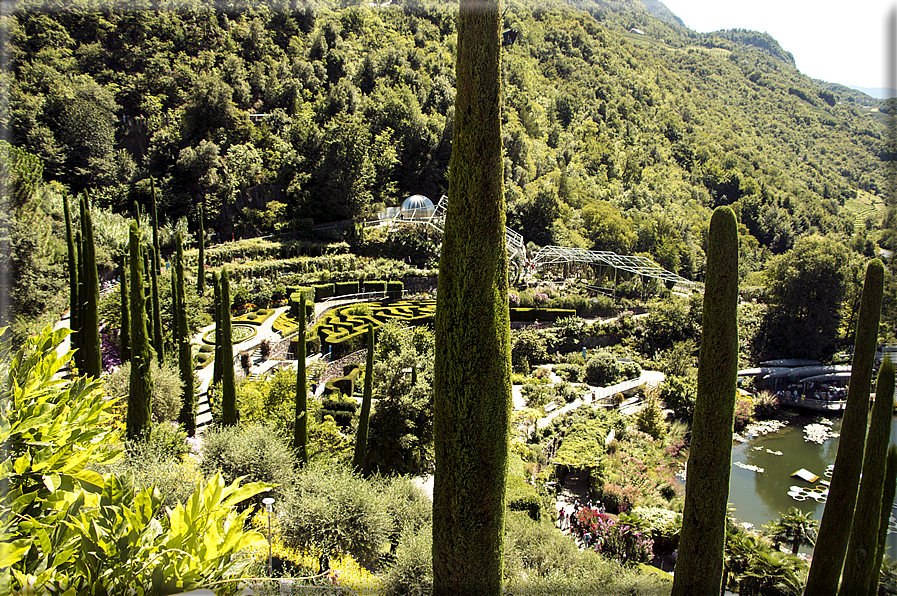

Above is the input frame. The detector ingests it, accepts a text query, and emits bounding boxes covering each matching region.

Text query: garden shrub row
[320,397,358,429]
[510,308,577,322]
[323,365,363,397]
[315,299,436,359]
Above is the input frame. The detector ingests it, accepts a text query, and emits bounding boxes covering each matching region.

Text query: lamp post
[262,497,275,576]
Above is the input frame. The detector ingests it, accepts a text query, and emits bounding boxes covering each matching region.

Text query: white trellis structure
[530,245,694,289]
[374,195,692,291]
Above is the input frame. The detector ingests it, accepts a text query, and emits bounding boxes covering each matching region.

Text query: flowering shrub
[576,508,653,565]
[628,506,681,554]
[534,292,549,305]
[509,292,520,306]
[734,390,754,431]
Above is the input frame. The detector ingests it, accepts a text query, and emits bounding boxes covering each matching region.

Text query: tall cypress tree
[840,354,894,595]
[220,266,237,426]
[63,192,79,364]
[127,221,153,442]
[78,192,102,378]
[806,259,884,595]
[432,1,511,592]
[197,203,206,295]
[73,230,82,371]
[870,446,897,596]
[353,325,374,473]
[150,177,161,275]
[119,251,130,362]
[212,270,223,388]
[174,232,196,436]
[143,248,153,350]
[293,292,309,463]
[148,245,164,364]
[671,206,739,596]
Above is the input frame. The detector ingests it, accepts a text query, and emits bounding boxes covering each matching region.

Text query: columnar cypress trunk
[73,230,82,371]
[840,353,894,595]
[220,266,237,426]
[148,245,164,364]
[293,292,309,463]
[197,204,205,295]
[671,206,739,596]
[432,1,511,592]
[127,221,153,442]
[870,446,897,596]
[353,325,374,473]
[150,178,161,275]
[174,232,196,436]
[212,271,223,388]
[63,192,79,359]
[806,259,884,595]
[119,251,130,362]
[143,248,153,350]
[78,193,102,378]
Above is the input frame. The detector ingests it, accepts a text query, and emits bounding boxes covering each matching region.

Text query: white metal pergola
[529,245,694,287]
[373,195,693,290]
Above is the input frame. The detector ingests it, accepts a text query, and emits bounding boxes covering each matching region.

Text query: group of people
[557,498,606,549]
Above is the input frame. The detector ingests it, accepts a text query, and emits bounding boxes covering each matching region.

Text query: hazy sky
[659,0,895,92]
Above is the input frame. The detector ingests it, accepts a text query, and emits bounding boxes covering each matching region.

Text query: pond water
[726,413,897,555]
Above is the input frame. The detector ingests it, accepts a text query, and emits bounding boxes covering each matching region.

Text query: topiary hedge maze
[315,299,436,359]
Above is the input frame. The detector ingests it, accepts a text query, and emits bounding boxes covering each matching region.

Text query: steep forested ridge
[3,0,893,336]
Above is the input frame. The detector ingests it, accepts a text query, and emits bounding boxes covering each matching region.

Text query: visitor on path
[558,507,566,530]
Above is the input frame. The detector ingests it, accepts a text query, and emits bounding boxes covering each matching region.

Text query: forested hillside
[4,0,894,336]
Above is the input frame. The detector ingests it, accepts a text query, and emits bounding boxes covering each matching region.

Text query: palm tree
[777,507,818,554]
[724,530,765,593]
[741,550,807,596]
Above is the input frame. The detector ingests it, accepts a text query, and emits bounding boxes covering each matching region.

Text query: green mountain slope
[6,0,891,280]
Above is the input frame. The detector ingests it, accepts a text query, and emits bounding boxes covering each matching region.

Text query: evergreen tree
[148,245,164,364]
[142,248,153,351]
[870,446,897,596]
[174,232,196,436]
[73,230,82,371]
[353,325,374,473]
[197,203,205,295]
[78,192,101,378]
[220,266,236,426]
[212,270,223,388]
[127,221,152,441]
[806,259,884,595]
[293,292,309,463]
[150,177,161,275]
[671,206,739,596]
[63,192,79,365]
[840,354,894,595]
[119,251,130,362]
[432,1,512,592]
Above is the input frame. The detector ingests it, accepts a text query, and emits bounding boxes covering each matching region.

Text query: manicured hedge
[387,280,404,299]
[288,288,315,318]
[324,365,363,396]
[510,307,577,322]
[334,280,359,296]
[320,397,358,429]
[363,281,386,293]
[314,300,436,359]
[290,332,321,357]
[313,283,335,301]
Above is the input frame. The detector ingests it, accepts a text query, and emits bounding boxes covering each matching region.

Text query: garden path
[193,305,291,434]
[533,368,665,429]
